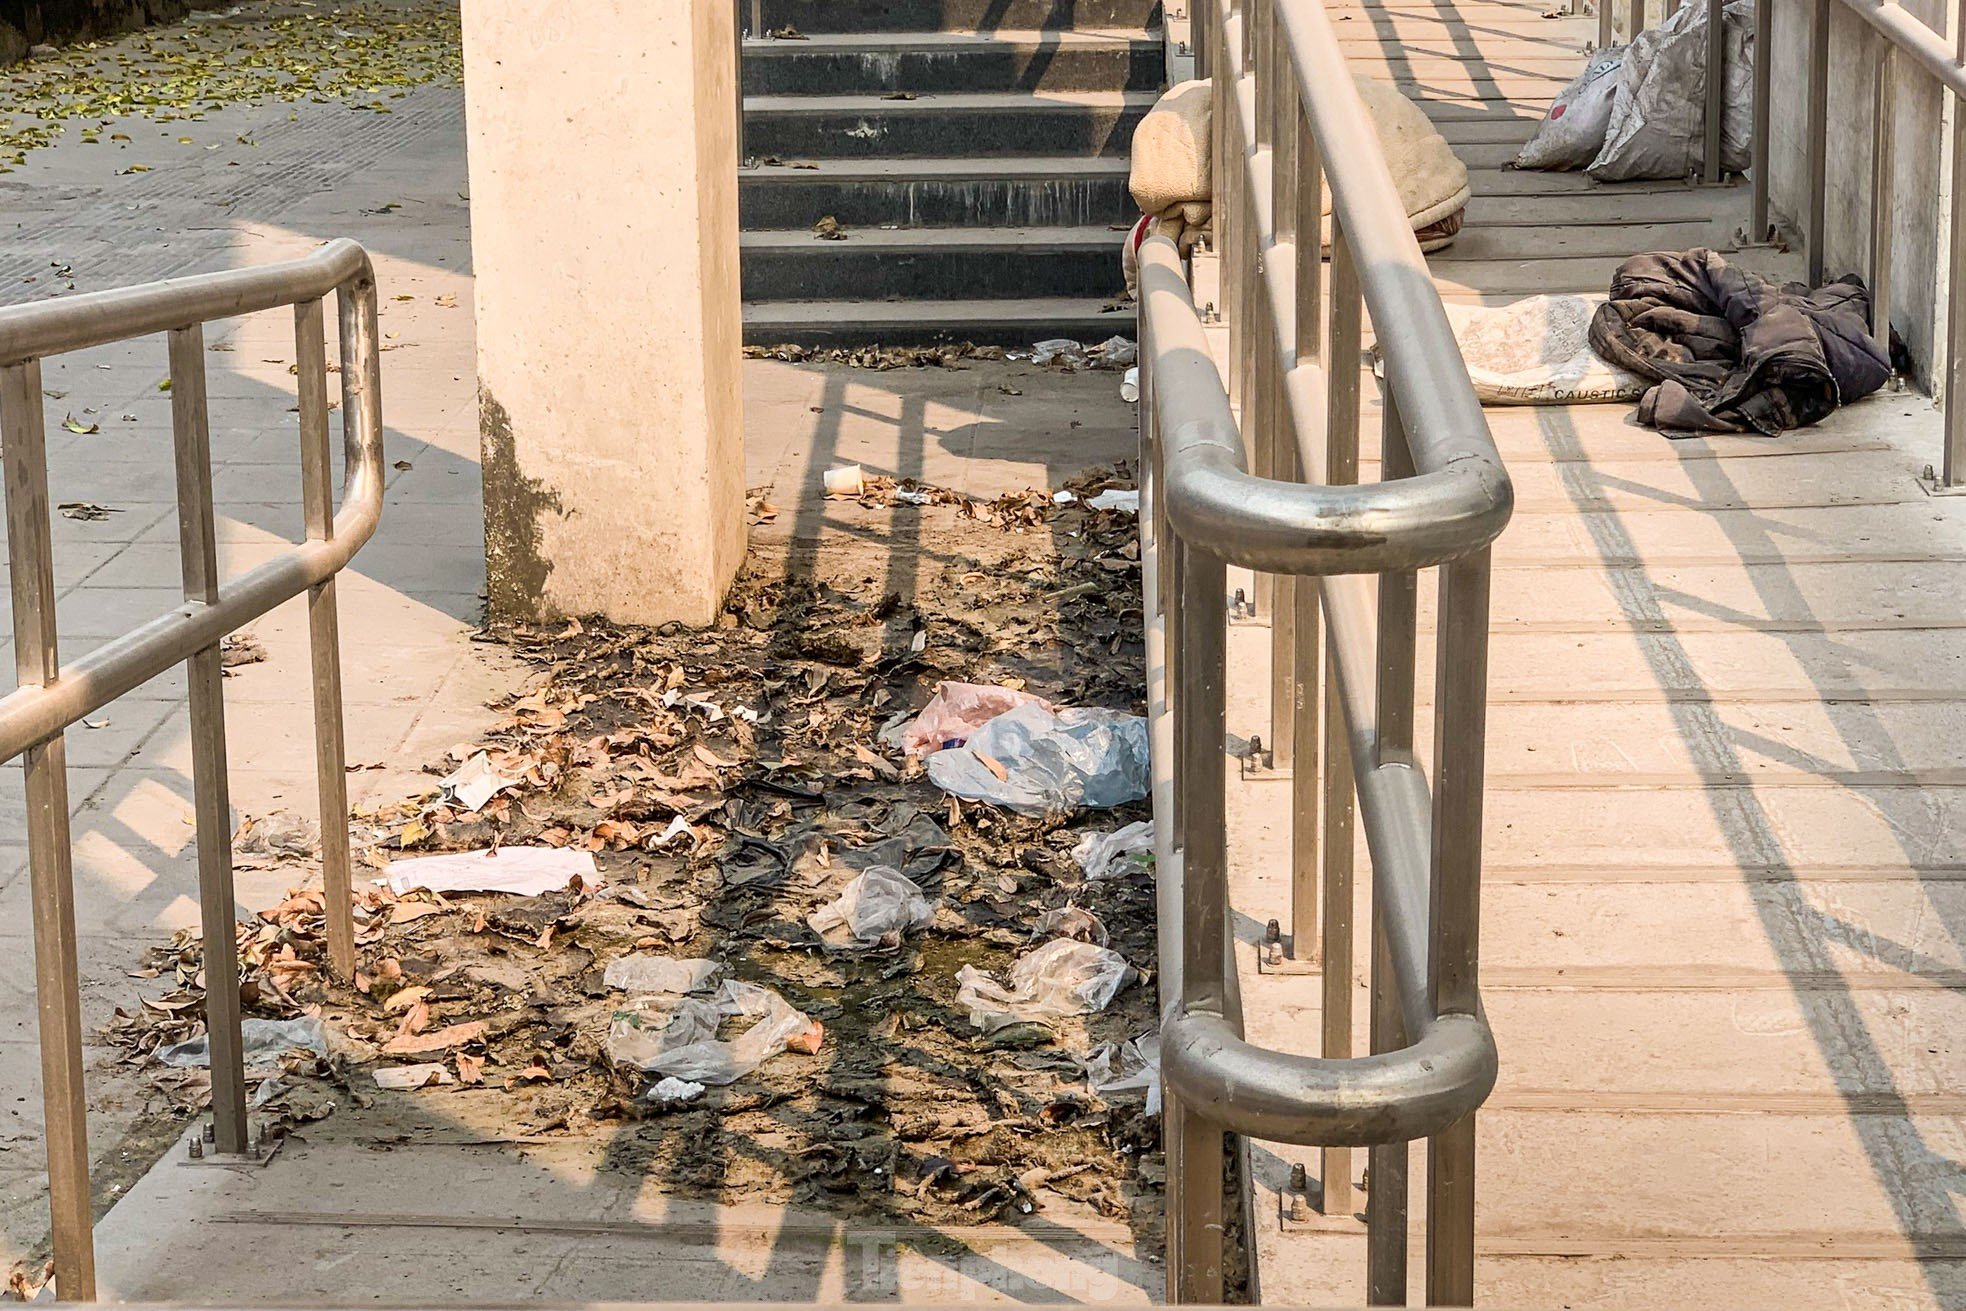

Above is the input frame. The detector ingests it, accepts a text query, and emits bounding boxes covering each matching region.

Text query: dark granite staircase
[739,0,1164,346]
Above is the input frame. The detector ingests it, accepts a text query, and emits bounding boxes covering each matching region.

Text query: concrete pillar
[462,0,746,626]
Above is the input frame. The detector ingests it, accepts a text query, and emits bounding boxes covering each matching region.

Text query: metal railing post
[1,361,96,1303]
[1425,550,1494,1307]
[1319,227,1362,1219]
[1701,0,1725,182]
[1948,80,1966,485]
[1869,44,1897,360]
[1174,541,1230,1305]
[1366,922,1410,1303]
[1749,0,1772,238]
[1289,97,1324,961]
[1806,0,1833,283]
[169,323,250,1158]
[1599,0,1615,50]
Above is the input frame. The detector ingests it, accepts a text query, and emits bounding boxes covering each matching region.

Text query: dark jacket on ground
[1588,248,1890,435]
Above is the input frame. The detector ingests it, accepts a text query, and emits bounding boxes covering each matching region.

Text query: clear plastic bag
[806,865,935,950]
[605,980,816,1085]
[602,954,722,993]
[955,939,1137,1033]
[155,1015,327,1068]
[1071,820,1155,881]
[927,702,1150,817]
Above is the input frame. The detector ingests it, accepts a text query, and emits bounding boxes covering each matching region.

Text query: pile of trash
[742,341,1007,371]
[108,463,1163,1230]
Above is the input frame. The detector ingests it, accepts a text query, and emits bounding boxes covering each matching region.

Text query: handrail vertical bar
[1806,0,1833,284]
[1424,549,1494,1307]
[1376,397,1417,768]
[1319,227,1362,1219]
[1749,0,1772,237]
[1289,96,1323,961]
[1700,0,1725,182]
[2,360,96,1302]
[1269,41,1299,771]
[1948,77,1966,485]
[169,323,250,1158]
[295,299,357,981]
[1366,923,1410,1303]
[1868,45,1897,359]
[1628,0,1645,40]
[1175,540,1230,1305]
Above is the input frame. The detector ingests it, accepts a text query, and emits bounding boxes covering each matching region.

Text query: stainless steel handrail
[1140,0,1512,1300]
[0,240,382,1300]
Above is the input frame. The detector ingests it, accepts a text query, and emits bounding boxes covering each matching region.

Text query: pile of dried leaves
[743,341,1008,371]
[110,465,1163,1234]
[0,0,460,170]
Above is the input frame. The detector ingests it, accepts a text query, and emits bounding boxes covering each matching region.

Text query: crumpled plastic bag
[603,954,721,993]
[879,681,1049,757]
[1514,47,1625,170]
[232,809,319,862]
[927,702,1150,816]
[1083,1032,1162,1114]
[955,939,1137,1033]
[807,865,935,950]
[1032,339,1088,368]
[606,979,817,1085]
[156,1015,328,1069]
[1072,820,1155,881]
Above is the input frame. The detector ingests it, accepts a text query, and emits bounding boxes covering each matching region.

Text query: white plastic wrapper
[1087,488,1140,513]
[155,1015,327,1069]
[955,939,1137,1033]
[1071,820,1156,881]
[806,865,935,950]
[927,702,1150,816]
[602,954,722,994]
[878,680,1049,757]
[383,846,600,897]
[606,980,816,1085]
[647,1076,707,1105]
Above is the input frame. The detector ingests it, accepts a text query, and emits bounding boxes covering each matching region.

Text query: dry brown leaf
[382,1020,486,1055]
[383,984,431,1014]
[454,1052,484,1085]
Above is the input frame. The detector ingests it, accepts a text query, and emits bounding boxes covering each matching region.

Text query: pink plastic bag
[879,681,1051,757]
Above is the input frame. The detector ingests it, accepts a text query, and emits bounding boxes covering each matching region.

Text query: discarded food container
[823,464,865,497]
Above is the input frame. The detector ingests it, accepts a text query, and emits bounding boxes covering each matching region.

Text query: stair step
[740,156,1136,229]
[743,90,1154,159]
[756,0,1163,34]
[742,296,1135,346]
[741,225,1125,300]
[741,29,1165,94]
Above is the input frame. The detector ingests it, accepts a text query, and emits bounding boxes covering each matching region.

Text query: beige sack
[1129,80,1211,215]
[1322,75,1471,252]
